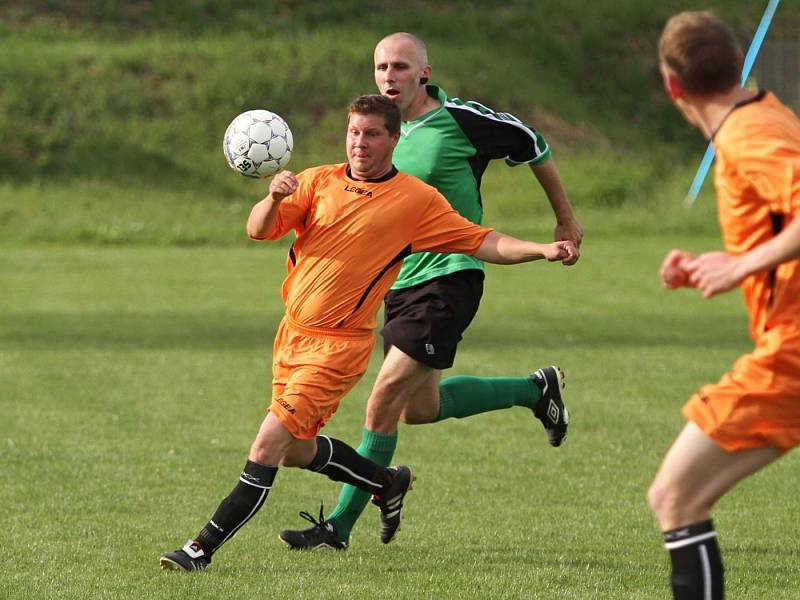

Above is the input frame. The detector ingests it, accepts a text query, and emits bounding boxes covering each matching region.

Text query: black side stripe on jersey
[444,99,548,160]
[766,212,785,311]
[337,244,412,328]
[445,103,547,201]
[288,244,296,266]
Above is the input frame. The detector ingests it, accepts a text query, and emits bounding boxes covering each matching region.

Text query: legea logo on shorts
[425,343,435,355]
[276,396,296,414]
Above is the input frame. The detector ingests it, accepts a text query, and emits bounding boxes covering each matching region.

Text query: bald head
[375,32,428,66]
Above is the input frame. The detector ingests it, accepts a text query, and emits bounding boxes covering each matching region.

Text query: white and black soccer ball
[223,109,293,178]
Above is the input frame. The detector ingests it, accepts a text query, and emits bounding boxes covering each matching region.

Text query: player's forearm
[529,159,575,220]
[473,231,548,264]
[246,194,283,240]
[736,217,800,279]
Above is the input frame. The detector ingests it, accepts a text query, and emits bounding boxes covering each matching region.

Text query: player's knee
[647,477,704,528]
[647,473,683,520]
[248,436,288,467]
[646,479,665,516]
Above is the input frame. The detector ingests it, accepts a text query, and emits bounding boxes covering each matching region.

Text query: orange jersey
[713,91,800,339]
[263,164,492,331]
[686,92,800,452]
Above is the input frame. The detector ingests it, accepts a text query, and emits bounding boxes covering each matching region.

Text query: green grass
[2,2,798,597]
[3,237,799,598]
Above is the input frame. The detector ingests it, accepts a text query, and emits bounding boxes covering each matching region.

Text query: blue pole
[685,0,782,206]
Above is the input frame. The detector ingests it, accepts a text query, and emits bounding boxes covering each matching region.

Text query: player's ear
[419,65,431,86]
[661,66,683,100]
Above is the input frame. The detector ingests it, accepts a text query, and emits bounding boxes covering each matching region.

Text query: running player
[647,11,800,599]
[280,31,583,551]
[159,94,578,571]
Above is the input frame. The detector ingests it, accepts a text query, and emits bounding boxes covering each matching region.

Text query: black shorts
[380,269,484,369]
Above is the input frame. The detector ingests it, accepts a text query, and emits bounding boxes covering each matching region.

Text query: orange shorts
[269,317,374,439]
[683,328,800,454]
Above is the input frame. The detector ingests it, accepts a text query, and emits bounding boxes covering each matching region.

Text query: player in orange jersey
[647,11,800,600]
[159,94,578,571]
[281,31,581,552]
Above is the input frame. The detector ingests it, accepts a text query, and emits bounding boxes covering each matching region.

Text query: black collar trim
[712,90,768,141]
[346,165,398,183]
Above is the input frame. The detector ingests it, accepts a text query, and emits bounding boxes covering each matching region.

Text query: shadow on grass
[466,312,747,350]
[2,310,283,350]
[2,309,747,352]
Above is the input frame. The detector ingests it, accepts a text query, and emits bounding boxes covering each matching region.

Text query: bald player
[281,31,583,552]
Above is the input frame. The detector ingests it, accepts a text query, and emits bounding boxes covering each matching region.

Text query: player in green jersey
[279,32,583,550]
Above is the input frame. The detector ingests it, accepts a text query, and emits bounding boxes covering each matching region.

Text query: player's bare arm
[246,170,299,239]
[474,231,579,265]
[686,218,800,298]
[529,160,584,249]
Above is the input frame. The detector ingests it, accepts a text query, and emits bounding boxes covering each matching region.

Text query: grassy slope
[0,0,773,244]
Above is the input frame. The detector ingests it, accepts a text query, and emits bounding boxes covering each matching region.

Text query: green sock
[327,428,397,541]
[435,375,541,421]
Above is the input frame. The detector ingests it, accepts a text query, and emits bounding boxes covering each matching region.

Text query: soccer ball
[223,109,293,178]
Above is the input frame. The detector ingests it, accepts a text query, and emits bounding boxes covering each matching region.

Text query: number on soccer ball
[222,109,293,178]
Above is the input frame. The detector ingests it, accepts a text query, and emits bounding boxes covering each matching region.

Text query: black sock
[663,520,724,600]
[304,435,388,494]
[196,460,278,554]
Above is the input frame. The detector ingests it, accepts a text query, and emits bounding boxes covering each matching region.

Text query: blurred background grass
[0,0,795,245]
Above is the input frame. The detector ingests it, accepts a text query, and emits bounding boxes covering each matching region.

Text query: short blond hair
[659,11,741,94]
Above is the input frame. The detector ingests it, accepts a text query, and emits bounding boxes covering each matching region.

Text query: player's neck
[349,162,394,181]
[691,87,758,139]
[403,92,441,121]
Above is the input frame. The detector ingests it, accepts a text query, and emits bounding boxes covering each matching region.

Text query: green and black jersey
[392,85,551,290]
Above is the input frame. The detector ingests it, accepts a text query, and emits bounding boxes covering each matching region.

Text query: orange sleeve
[264,169,316,240]
[411,189,492,254]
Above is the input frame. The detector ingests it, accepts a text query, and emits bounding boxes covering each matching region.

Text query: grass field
[3,3,799,598]
[4,235,799,599]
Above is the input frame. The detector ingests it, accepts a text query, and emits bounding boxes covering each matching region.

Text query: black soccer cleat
[159,539,210,571]
[531,366,569,447]
[371,466,415,544]
[279,505,348,551]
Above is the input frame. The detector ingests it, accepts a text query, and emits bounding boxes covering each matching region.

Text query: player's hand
[659,249,695,289]
[268,170,298,202]
[545,240,579,265]
[554,215,584,249]
[685,251,743,298]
